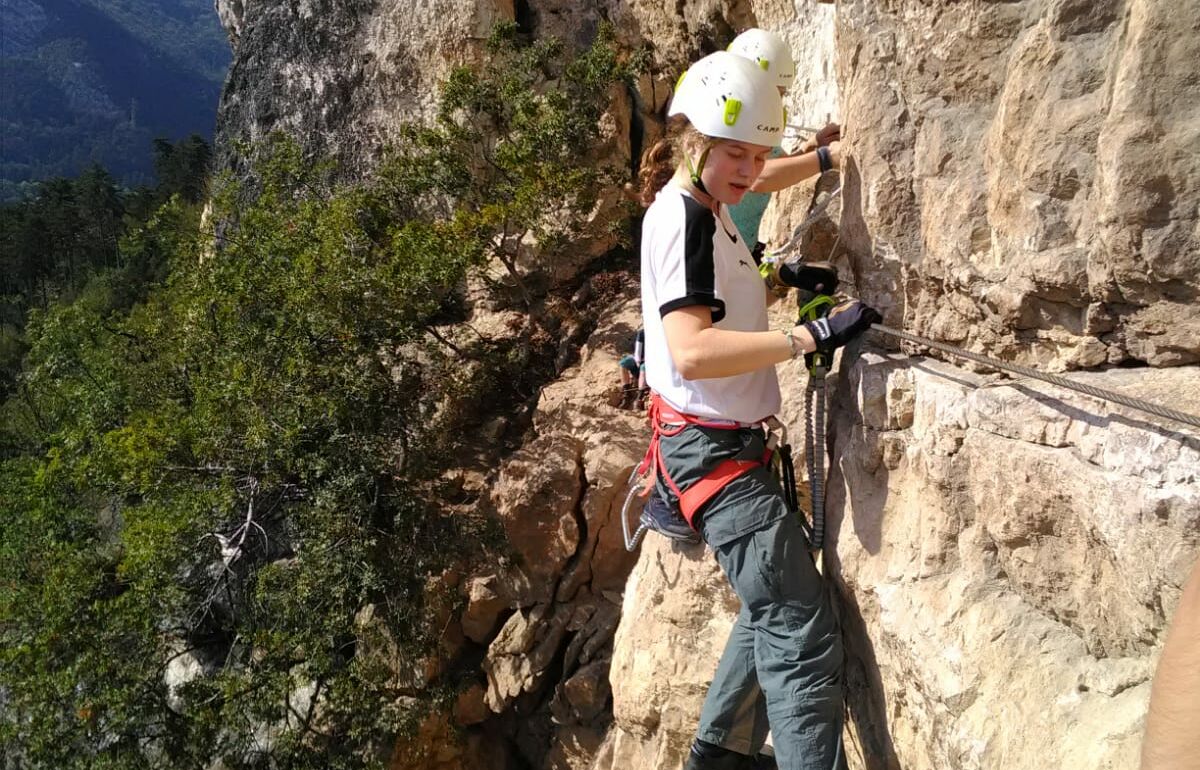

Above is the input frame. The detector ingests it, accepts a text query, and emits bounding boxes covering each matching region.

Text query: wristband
[781,328,800,359]
[816,146,832,174]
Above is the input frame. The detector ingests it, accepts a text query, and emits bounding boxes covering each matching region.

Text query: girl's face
[700,140,772,205]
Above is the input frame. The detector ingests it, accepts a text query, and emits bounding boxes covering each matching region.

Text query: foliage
[381,20,644,304]
[0,24,640,769]
[152,136,213,206]
[0,136,212,399]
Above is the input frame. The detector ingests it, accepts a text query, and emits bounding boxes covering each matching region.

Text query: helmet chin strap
[684,146,712,194]
[681,146,722,213]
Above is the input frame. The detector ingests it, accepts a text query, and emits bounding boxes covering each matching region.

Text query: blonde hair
[634,115,713,207]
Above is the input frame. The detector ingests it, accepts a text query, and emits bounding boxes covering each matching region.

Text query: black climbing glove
[802,299,882,354]
[776,261,839,295]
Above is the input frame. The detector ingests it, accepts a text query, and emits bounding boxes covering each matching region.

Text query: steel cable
[868,324,1200,431]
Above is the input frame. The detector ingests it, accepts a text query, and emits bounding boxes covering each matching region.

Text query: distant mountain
[0,0,230,198]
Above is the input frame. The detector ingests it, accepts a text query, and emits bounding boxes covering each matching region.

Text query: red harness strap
[636,393,773,528]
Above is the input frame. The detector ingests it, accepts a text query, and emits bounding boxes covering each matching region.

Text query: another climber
[618,329,649,410]
[725,28,841,269]
[634,50,880,770]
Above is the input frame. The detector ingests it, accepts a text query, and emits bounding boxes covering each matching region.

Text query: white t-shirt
[640,182,782,424]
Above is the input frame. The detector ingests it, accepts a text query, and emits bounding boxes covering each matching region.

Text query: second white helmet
[668,51,785,148]
[728,28,796,90]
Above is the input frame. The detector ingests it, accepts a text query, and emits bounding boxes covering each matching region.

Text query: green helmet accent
[685,146,713,187]
[723,98,742,126]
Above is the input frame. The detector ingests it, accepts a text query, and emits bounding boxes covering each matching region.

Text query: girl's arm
[662,306,815,380]
[749,142,841,194]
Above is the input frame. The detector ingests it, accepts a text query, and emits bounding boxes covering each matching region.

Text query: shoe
[682,747,746,770]
[683,754,745,770]
[641,493,700,543]
[682,739,757,770]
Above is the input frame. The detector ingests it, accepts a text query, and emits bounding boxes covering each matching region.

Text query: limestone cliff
[212,1,1200,768]
[827,354,1197,769]
[834,0,1200,370]
[214,0,516,178]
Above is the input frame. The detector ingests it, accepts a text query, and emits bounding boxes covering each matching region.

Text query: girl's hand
[801,300,882,353]
[828,140,842,169]
[815,122,841,146]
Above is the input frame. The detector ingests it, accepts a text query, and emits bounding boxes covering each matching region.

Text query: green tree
[1,24,640,769]
[153,135,212,205]
[380,21,643,306]
[76,164,126,272]
[0,158,202,400]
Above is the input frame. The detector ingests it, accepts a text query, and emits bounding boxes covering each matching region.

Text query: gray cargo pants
[656,423,846,770]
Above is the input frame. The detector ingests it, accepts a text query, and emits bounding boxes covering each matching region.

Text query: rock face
[213,0,765,184]
[215,0,516,178]
[830,354,1199,769]
[833,0,1200,371]
[593,534,738,770]
[453,293,652,770]
[593,0,1200,766]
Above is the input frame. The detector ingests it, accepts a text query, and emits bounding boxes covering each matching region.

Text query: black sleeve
[658,196,726,323]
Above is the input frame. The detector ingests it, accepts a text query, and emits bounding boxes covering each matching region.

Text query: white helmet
[668,51,785,148]
[728,28,796,90]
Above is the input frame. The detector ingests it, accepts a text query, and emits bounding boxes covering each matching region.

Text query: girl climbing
[635,50,880,770]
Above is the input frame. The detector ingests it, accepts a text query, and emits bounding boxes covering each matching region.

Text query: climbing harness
[621,394,788,552]
[868,324,1200,432]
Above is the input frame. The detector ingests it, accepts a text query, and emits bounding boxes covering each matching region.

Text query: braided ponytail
[635,115,709,207]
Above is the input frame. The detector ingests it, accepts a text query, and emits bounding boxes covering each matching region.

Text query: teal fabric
[728,146,785,247]
[728,189,771,247]
[656,423,847,769]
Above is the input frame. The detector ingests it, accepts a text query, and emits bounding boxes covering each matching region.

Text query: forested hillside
[0,134,210,398]
[0,0,229,199]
